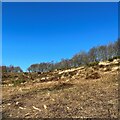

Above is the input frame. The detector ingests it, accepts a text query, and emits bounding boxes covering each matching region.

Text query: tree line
[27,39,120,72]
[1,65,23,73]
[1,39,120,73]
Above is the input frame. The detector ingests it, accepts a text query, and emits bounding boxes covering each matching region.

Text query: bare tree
[88,47,98,62]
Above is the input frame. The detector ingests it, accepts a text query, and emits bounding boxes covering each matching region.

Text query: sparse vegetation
[87,61,99,67]
[1,39,120,118]
[2,58,119,118]
[12,79,26,86]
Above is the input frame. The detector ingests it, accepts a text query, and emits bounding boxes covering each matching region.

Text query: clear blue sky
[2,2,118,71]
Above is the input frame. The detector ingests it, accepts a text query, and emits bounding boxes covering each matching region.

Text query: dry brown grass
[2,65,119,118]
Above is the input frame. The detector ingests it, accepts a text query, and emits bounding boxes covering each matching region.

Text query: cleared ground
[2,63,119,118]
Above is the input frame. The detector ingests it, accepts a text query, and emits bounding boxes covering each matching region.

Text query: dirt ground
[1,65,119,118]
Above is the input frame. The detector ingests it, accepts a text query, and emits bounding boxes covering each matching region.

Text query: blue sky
[2,2,118,71]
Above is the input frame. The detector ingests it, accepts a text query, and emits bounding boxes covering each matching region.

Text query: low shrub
[108,56,120,62]
[87,61,99,67]
[12,79,26,86]
[108,58,114,62]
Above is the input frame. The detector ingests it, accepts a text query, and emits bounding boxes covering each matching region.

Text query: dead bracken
[2,59,119,118]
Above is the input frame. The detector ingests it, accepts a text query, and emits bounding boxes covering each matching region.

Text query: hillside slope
[2,59,120,118]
